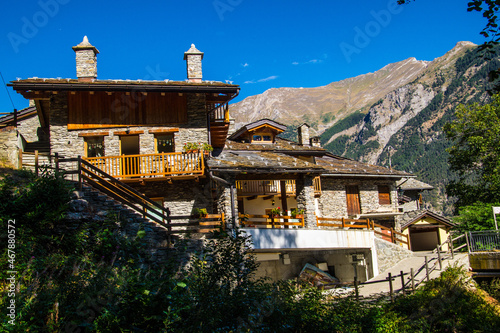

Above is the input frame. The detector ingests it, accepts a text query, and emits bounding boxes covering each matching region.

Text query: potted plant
[270,207,282,217]
[291,208,304,219]
[201,142,213,156]
[183,142,200,153]
[193,208,208,218]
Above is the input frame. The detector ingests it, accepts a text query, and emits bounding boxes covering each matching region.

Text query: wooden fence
[317,217,410,249]
[239,213,304,228]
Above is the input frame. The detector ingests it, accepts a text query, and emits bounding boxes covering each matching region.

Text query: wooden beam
[247,195,259,201]
[262,195,274,201]
[34,99,47,128]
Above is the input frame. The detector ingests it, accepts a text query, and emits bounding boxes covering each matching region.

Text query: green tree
[444,94,500,208]
[452,201,500,232]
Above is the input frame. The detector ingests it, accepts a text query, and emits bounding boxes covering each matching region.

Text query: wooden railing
[316,217,410,249]
[83,152,204,179]
[236,180,296,196]
[372,222,410,249]
[207,102,229,122]
[317,217,372,229]
[239,213,304,228]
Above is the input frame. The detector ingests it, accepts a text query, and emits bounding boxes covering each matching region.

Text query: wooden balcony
[236,180,296,197]
[83,152,204,181]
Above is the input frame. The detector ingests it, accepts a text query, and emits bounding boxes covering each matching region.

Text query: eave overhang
[9,81,240,95]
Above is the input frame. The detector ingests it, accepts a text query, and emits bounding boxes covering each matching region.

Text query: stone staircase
[66,183,177,262]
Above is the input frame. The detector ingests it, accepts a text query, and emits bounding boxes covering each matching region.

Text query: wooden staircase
[210,121,230,148]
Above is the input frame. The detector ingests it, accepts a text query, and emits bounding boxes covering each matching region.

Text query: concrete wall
[253,248,375,282]
[243,228,375,250]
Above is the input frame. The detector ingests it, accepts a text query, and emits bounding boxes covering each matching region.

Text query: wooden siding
[68,91,187,129]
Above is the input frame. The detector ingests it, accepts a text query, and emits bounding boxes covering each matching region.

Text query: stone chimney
[183,44,204,82]
[297,123,310,146]
[72,36,99,82]
[310,136,321,148]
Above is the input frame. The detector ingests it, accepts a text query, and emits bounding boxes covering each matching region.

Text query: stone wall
[128,178,213,216]
[296,175,317,228]
[318,178,398,218]
[48,93,209,159]
[374,238,413,273]
[0,127,19,167]
[17,114,41,143]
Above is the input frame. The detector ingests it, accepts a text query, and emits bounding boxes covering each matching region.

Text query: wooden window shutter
[378,185,391,205]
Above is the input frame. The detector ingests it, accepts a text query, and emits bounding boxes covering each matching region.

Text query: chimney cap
[72,36,99,54]
[183,43,204,60]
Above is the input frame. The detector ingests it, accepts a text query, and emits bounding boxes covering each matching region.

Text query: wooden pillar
[280,180,288,228]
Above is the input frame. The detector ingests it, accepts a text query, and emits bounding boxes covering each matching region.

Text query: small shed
[401,210,455,251]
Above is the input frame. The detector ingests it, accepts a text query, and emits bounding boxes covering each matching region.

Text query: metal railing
[467,230,500,252]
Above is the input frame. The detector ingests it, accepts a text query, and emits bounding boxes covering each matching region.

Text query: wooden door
[120,135,140,176]
[346,185,361,216]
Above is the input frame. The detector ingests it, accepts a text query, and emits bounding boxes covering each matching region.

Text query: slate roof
[208,150,324,173]
[401,210,455,230]
[316,155,410,177]
[0,106,37,125]
[228,119,288,141]
[9,78,239,94]
[225,137,326,153]
[397,178,434,191]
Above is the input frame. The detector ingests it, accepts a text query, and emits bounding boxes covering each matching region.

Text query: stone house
[209,119,412,281]
[3,37,416,283]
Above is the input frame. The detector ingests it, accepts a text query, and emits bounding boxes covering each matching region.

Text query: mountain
[230,41,500,215]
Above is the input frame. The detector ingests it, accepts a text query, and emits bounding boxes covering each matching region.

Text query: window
[85,137,104,157]
[251,134,273,143]
[156,134,174,153]
[378,185,391,205]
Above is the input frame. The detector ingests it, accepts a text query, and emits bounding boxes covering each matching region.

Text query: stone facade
[47,93,209,159]
[128,178,213,216]
[318,178,398,219]
[184,44,203,82]
[297,124,310,146]
[296,175,317,228]
[17,114,41,143]
[0,127,19,167]
[374,237,413,273]
[214,174,237,228]
[72,36,99,80]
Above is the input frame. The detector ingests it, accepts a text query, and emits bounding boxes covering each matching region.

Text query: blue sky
[0,0,488,112]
